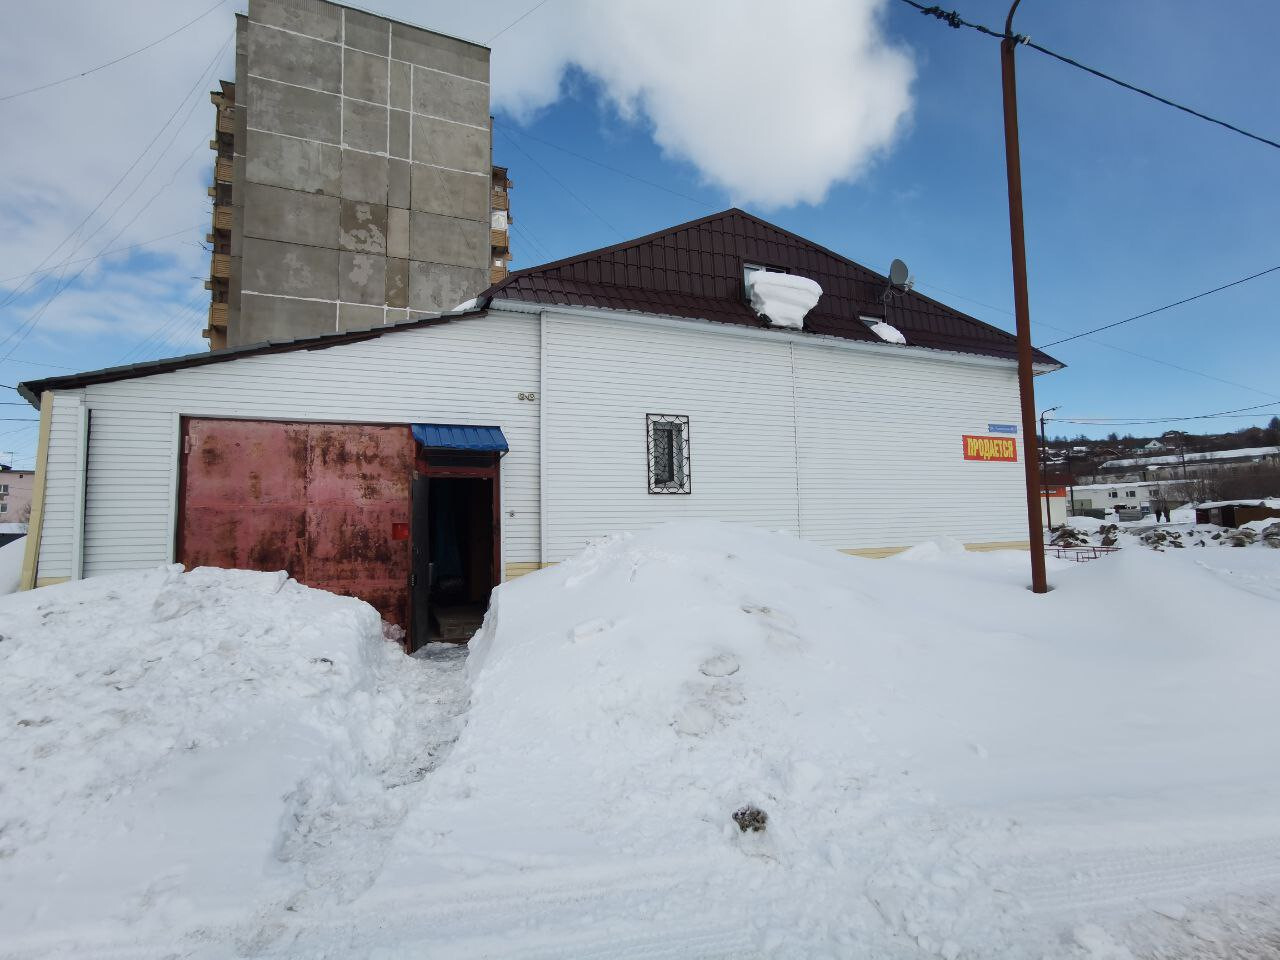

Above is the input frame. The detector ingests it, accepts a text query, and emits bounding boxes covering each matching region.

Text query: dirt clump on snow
[732,805,768,833]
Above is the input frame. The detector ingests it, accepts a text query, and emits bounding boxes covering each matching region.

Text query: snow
[866,318,907,344]
[4,527,1280,957]
[1196,497,1280,510]
[746,270,822,329]
[0,565,467,952]
[1101,445,1280,469]
[0,536,24,595]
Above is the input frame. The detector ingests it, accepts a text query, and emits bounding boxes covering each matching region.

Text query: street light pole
[1040,405,1060,531]
[1000,0,1049,593]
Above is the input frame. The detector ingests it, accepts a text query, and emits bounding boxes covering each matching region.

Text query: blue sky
[2,0,1278,468]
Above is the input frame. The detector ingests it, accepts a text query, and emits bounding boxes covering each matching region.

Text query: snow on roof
[1101,445,1280,469]
[1195,498,1280,510]
[863,317,907,345]
[1069,481,1163,491]
[745,270,822,329]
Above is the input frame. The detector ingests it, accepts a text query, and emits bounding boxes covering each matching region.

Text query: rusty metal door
[178,419,413,626]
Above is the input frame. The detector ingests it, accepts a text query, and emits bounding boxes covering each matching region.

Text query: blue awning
[411,423,509,453]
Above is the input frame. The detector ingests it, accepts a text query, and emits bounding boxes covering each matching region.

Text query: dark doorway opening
[410,449,501,651]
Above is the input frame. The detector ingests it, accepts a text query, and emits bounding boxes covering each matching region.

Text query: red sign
[962,434,1018,462]
[1041,485,1067,498]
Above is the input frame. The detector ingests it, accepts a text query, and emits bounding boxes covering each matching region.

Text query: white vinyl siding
[82,409,176,577]
[38,313,540,581]
[793,341,1026,549]
[540,311,800,561]
[36,305,1035,584]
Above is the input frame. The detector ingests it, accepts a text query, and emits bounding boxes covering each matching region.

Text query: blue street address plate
[987,423,1018,434]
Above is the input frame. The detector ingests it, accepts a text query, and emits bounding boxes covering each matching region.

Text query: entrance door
[409,450,501,649]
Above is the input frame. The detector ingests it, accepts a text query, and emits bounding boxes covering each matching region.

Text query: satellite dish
[889,259,910,288]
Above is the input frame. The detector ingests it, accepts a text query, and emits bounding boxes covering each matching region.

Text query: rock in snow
[3,523,1280,957]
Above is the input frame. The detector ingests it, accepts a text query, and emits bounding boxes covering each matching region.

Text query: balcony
[208,302,228,327]
[215,157,233,182]
[213,205,232,231]
[216,109,234,134]
[490,266,508,285]
[490,190,508,211]
[490,228,508,252]
[211,253,231,278]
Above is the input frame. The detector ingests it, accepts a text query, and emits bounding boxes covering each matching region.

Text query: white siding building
[18,210,1061,648]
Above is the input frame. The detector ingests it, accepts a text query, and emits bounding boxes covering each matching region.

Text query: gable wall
[538,308,1028,560]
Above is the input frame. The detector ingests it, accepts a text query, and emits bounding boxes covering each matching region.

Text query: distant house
[17,209,1063,649]
[1142,440,1165,452]
[1070,480,1173,514]
[0,467,34,523]
[1194,499,1280,528]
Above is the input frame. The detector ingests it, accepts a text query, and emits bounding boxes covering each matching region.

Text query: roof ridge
[484,208,746,300]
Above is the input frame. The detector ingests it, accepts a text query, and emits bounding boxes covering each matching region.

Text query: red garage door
[178,419,413,626]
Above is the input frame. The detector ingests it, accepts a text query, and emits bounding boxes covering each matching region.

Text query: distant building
[0,468,34,524]
[1194,499,1280,528]
[1040,484,1068,527]
[1141,439,1165,452]
[205,0,508,349]
[1070,480,1177,514]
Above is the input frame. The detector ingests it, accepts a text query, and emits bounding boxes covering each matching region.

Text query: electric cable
[896,0,1280,151]
[0,0,226,103]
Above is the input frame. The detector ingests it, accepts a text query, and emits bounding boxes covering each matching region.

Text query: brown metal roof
[483,208,1061,367]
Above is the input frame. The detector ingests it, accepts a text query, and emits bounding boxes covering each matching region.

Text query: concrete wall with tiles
[228,0,491,346]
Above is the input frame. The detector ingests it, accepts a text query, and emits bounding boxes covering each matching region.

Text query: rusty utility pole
[1000,0,1049,593]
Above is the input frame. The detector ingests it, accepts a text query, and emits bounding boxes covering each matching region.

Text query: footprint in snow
[699,653,739,677]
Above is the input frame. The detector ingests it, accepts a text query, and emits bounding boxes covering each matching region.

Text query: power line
[486,0,553,44]
[495,121,711,209]
[1054,401,1280,426]
[0,358,78,370]
[896,0,1280,151]
[496,128,621,235]
[0,0,226,103]
[492,114,1279,402]
[0,129,212,360]
[0,35,232,359]
[1038,266,1280,349]
[0,30,231,311]
[0,224,204,286]
[117,291,209,364]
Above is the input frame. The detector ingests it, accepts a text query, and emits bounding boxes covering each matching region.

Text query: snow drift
[4,525,1280,957]
[0,565,466,951]
[375,522,1280,956]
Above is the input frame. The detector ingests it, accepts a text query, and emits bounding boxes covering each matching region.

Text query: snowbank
[6,528,1280,957]
[375,522,1280,956]
[0,565,466,952]
[0,535,23,595]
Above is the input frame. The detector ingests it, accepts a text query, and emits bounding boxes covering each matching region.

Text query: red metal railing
[1045,545,1120,562]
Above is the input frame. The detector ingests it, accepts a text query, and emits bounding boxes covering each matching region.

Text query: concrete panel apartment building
[204,0,513,349]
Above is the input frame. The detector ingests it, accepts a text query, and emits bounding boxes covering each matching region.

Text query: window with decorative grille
[646,414,690,494]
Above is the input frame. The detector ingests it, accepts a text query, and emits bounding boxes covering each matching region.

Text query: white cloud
[0,0,913,370]
[0,0,228,390]
[387,0,915,208]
